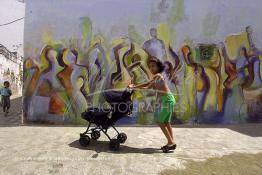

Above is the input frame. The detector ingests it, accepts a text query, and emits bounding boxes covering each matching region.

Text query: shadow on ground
[0,97,22,127]
[174,124,262,137]
[160,152,262,175]
[226,124,262,137]
[68,140,163,154]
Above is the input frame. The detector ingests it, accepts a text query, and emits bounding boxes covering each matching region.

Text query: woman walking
[129,57,176,153]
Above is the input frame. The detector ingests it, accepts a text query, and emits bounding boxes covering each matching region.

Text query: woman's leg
[166,123,175,142]
[159,123,174,145]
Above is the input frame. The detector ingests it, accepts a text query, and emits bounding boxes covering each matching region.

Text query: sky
[0,0,25,55]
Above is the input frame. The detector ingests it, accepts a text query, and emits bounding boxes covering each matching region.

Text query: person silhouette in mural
[129,58,176,153]
[234,47,261,91]
[163,61,178,94]
[111,43,125,86]
[86,41,106,95]
[69,49,89,116]
[130,54,150,82]
[219,44,238,115]
[25,46,56,120]
[163,46,182,92]
[57,48,78,117]
[181,45,210,123]
[26,46,69,122]
[0,81,12,116]
[240,47,262,89]
[233,27,262,92]
[122,41,150,89]
[143,28,167,60]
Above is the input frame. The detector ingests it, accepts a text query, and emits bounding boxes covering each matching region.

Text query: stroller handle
[125,86,133,93]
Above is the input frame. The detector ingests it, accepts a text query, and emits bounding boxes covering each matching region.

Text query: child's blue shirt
[0,87,12,97]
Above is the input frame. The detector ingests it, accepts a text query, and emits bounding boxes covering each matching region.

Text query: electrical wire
[0,17,24,27]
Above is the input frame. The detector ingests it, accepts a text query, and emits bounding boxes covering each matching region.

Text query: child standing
[0,81,12,116]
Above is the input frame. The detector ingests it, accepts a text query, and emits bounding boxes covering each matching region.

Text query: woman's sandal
[160,144,168,150]
[162,144,176,153]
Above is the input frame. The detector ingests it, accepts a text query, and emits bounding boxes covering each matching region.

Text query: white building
[0,44,23,95]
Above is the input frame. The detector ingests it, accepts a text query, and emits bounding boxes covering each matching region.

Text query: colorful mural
[24,0,262,124]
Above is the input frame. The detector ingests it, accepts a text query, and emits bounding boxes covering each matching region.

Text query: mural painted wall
[24,0,262,124]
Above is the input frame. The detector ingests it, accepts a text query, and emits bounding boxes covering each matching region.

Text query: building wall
[0,44,22,95]
[24,0,262,124]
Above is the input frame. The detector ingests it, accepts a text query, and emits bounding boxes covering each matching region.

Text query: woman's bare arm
[131,74,162,89]
[132,80,153,89]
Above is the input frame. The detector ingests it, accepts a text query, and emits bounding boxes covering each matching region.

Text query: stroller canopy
[103,89,132,103]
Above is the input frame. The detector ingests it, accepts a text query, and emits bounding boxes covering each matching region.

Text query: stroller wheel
[117,133,127,143]
[91,131,100,140]
[79,136,90,147]
[109,139,120,151]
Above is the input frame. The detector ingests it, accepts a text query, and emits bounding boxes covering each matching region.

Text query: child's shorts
[154,93,176,124]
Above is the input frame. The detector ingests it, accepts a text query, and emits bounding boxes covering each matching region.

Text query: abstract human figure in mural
[122,42,135,77]
[163,63,174,86]
[220,39,261,122]
[86,41,108,105]
[240,48,262,89]
[164,46,186,122]
[87,42,105,87]
[122,42,150,86]
[69,49,89,121]
[23,57,41,120]
[121,42,154,124]
[163,46,182,91]
[27,46,67,122]
[242,26,262,120]
[236,47,251,89]
[220,45,237,91]
[111,43,124,86]
[56,48,78,119]
[246,26,262,57]
[212,49,224,113]
[128,54,150,84]
[181,45,210,123]
[42,48,66,116]
[233,46,261,92]
[219,44,238,118]
[236,47,262,120]
[198,44,225,114]
[143,28,167,61]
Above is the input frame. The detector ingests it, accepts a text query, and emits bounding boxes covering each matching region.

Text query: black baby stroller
[79,87,133,151]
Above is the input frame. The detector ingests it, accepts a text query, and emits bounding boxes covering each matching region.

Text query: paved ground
[0,125,261,175]
[0,95,22,126]
[0,96,262,174]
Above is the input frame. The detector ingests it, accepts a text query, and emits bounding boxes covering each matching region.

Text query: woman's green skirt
[154,93,176,123]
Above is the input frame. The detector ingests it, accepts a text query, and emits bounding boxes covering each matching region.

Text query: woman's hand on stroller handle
[128,84,135,88]
[126,85,134,93]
